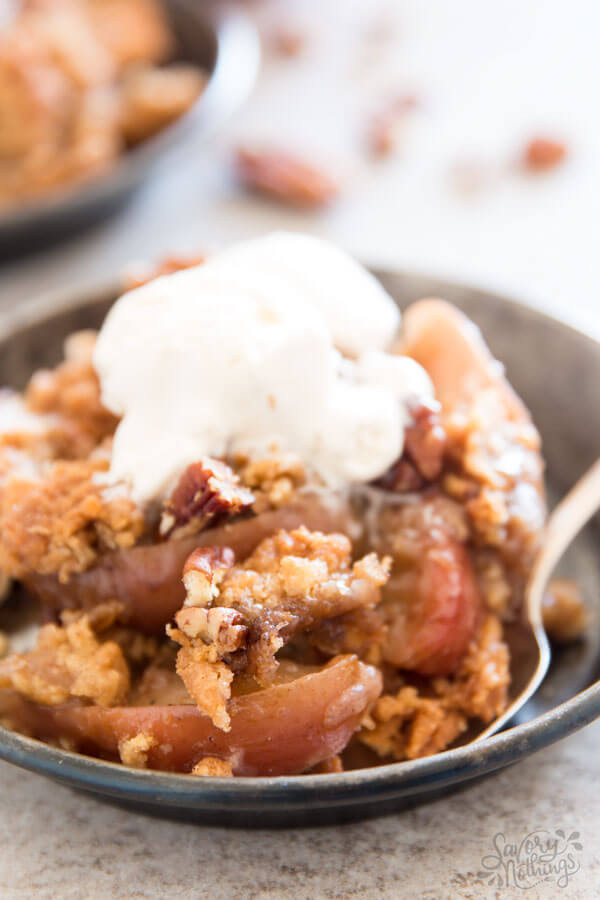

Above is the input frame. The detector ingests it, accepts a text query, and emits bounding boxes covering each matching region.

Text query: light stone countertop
[0,2,599,897]
[0,720,599,900]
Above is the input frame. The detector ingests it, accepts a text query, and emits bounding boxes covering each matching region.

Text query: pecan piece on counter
[160,458,254,539]
[367,93,419,158]
[522,137,567,172]
[234,147,340,209]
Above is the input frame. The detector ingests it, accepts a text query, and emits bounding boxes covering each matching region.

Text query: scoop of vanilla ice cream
[94,233,434,504]
[206,232,400,357]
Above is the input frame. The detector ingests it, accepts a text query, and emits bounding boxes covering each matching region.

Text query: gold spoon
[474,458,600,741]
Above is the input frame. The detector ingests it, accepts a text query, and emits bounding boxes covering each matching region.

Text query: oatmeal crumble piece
[0,457,144,582]
[0,632,8,659]
[160,458,254,539]
[118,732,157,768]
[25,330,118,458]
[0,615,130,706]
[234,450,306,514]
[119,63,206,145]
[361,615,509,760]
[542,578,589,643]
[169,527,390,730]
[191,756,233,777]
[442,390,545,592]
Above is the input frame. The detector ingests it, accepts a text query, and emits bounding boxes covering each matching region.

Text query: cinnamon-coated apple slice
[27,496,359,634]
[1,655,381,776]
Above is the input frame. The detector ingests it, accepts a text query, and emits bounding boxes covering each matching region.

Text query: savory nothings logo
[453,828,583,891]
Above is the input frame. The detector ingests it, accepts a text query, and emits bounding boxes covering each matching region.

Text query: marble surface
[1,1,599,897]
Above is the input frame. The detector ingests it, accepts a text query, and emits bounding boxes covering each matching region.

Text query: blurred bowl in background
[0,0,260,260]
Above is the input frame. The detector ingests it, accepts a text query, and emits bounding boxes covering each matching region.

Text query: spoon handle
[529,458,600,625]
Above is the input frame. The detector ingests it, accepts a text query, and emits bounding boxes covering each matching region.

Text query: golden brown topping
[174,606,247,655]
[25,330,118,457]
[160,458,254,540]
[166,623,234,731]
[0,615,130,707]
[361,614,509,760]
[182,546,235,608]
[191,756,234,777]
[235,147,340,209]
[86,0,173,69]
[118,731,157,768]
[119,64,206,145]
[523,137,568,172]
[542,578,589,643]
[0,458,144,582]
[171,527,390,730]
[235,450,306,513]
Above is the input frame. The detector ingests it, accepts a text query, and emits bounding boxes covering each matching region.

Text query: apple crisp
[0,248,585,779]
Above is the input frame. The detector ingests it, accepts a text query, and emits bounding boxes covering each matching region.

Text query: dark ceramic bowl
[0,271,598,826]
[0,1,259,259]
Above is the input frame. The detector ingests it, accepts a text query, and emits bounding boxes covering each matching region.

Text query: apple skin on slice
[0,655,381,776]
[27,496,359,634]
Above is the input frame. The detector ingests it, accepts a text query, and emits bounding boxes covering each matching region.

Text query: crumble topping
[25,330,118,458]
[0,615,130,707]
[118,731,157,768]
[168,527,390,730]
[360,614,509,760]
[191,756,234,777]
[0,458,144,582]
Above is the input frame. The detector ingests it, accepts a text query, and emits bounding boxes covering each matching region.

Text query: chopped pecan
[174,606,248,655]
[126,253,205,290]
[234,147,340,209]
[183,546,235,607]
[168,527,390,729]
[404,398,447,480]
[522,137,567,172]
[367,93,419,158]
[269,26,306,58]
[374,398,446,491]
[160,458,254,539]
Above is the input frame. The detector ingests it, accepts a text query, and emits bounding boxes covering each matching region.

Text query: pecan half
[374,398,447,491]
[160,458,254,539]
[234,147,340,209]
[522,137,567,172]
